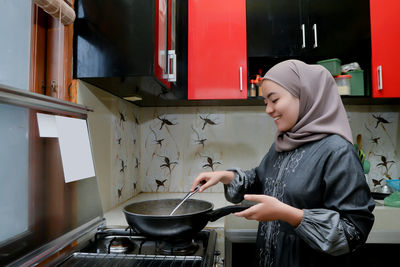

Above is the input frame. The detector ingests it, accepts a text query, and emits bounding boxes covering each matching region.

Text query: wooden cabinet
[247,0,370,59]
[188,0,247,100]
[31,1,77,102]
[370,0,400,98]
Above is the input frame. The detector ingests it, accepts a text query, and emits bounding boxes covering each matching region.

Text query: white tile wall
[347,105,400,190]
[78,82,400,211]
[78,81,141,210]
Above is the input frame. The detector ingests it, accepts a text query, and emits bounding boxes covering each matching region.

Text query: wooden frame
[30,1,77,102]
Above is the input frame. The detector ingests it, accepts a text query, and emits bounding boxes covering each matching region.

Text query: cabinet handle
[167,50,177,82]
[377,65,383,90]
[301,24,306,48]
[312,24,318,48]
[239,66,243,92]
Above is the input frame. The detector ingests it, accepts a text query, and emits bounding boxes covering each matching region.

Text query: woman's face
[261,80,300,132]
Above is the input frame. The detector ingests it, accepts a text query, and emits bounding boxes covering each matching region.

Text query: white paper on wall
[36,113,58,138]
[36,113,96,183]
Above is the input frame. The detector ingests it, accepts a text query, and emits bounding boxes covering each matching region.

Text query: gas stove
[57,227,217,267]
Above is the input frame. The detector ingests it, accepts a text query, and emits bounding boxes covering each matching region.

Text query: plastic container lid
[317,58,341,63]
[335,75,352,79]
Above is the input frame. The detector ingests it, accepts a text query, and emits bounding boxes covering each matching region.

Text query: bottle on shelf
[249,79,257,97]
[256,74,263,97]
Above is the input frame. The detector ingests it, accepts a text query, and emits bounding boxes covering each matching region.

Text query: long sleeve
[295,209,350,256]
[224,168,262,203]
[294,144,375,255]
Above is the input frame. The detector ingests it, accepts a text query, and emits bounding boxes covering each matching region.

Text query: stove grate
[59,252,203,266]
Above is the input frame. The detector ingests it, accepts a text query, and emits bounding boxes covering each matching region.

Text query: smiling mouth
[273,116,280,121]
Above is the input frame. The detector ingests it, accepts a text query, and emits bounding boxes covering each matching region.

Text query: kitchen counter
[104,193,400,245]
[224,199,400,244]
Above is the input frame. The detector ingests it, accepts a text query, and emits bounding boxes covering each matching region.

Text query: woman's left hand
[234,194,304,227]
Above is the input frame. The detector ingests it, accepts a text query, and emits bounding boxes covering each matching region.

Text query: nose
[265,104,274,115]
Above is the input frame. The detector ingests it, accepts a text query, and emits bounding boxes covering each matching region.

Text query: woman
[191,60,375,267]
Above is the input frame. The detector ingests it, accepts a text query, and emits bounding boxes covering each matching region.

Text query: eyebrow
[266,92,276,99]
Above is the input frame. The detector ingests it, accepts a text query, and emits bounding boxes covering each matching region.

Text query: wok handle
[207,205,251,222]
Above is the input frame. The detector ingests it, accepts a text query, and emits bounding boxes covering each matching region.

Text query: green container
[317,58,342,76]
[345,70,364,96]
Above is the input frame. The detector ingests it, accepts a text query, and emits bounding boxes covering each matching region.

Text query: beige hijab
[263,59,353,152]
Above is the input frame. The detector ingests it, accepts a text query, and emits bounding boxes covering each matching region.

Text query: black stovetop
[58,228,217,267]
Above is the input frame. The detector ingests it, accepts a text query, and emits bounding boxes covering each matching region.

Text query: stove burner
[157,239,199,255]
[105,236,135,254]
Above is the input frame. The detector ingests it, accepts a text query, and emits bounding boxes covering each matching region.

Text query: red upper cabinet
[188,0,247,100]
[370,0,400,98]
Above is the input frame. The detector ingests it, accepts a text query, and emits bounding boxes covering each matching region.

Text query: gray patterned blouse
[225,135,375,267]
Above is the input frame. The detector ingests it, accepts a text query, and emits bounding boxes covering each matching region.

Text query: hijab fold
[263,60,353,152]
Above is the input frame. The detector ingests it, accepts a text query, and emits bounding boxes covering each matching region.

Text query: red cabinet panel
[188,0,247,100]
[370,0,400,97]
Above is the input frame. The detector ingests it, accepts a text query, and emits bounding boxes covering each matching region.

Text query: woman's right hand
[191,170,235,192]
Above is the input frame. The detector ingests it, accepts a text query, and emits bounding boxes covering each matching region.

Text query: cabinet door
[370,0,400,97]
[188,0,247,100]
[155,0,171,88]
[306,0,370,59]
[247,0,303,57]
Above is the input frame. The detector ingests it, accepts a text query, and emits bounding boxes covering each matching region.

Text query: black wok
[123,198,249,239]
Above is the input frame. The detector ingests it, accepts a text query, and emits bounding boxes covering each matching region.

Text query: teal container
[317,58,342,76]
[345,70,364,96]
